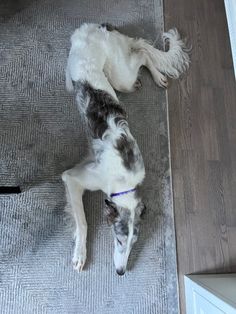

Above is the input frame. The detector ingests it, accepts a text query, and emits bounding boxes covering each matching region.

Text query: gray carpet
[0,0,179,313]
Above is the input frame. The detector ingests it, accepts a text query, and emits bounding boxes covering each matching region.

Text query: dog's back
[74,81,144,179]
[75,81,125,139]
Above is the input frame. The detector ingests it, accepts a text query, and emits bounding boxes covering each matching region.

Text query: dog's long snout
[116,268,125,276]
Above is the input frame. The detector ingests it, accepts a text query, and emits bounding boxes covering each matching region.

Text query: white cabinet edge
[184,275,236,314]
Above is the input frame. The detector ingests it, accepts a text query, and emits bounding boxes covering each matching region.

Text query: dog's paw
[158,75,168,88]
[134,79,142,90]
[72,248,87,272]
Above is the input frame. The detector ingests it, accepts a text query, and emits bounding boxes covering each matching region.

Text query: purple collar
[110,188,136,198]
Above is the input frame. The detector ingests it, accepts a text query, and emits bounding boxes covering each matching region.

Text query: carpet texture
[0,0,179,313]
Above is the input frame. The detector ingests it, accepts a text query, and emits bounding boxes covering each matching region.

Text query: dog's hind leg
[105,45,168,92]
[62,160,102,271]
[144,54,169,88]
[104,50,144,93]
[128,51,168,88]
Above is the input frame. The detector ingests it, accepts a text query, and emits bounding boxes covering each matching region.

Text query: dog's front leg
[72,187,87,272]
[62,161,103,271]
[62,172,87,272]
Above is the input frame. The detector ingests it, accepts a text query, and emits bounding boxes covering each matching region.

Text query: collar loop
[110,188,136,198]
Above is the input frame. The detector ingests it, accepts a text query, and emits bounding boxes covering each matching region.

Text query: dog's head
[104,198,146,275]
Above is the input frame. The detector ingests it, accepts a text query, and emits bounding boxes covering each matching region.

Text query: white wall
[224,0,236,78]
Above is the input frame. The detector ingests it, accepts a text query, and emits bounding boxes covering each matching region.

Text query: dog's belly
[104,58,137,92]
[104,34,140,92]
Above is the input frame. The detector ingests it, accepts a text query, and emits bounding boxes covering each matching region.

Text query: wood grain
[164,0,236,312]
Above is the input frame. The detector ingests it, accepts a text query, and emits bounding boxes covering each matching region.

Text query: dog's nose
[116,268,125,276]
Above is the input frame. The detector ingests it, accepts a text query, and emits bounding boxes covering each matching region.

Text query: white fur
[63,23,189,273]
[66,23,190,94]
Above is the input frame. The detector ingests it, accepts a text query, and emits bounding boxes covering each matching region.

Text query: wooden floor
[164,0,236,312]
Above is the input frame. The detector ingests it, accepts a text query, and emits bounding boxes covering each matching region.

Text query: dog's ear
[136,202,146,218]
[104,199,118,225]
[140,203,146,218]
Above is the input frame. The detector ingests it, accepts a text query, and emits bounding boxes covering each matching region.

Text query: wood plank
[164,0,236,312]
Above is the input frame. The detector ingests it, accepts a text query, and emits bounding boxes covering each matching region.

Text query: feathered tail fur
[133,28,190,78]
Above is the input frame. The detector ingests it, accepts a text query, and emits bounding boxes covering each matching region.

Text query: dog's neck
[110,191,139,211]
[105,181,139,210]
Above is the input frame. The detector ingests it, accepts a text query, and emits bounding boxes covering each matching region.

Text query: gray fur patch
[74,81,144,172]
[115,135,144,171]
[116,135,136,170]
[113,207,142,240]
[100,23,118,32]
[74,81,126,139]
[114,212,130,236]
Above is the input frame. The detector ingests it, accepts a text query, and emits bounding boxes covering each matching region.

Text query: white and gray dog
[62,23,189,275]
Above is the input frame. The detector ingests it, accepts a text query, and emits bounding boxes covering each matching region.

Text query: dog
[62,23,189,275]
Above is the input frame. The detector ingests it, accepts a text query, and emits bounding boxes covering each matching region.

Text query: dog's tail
[134,28,190,78]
